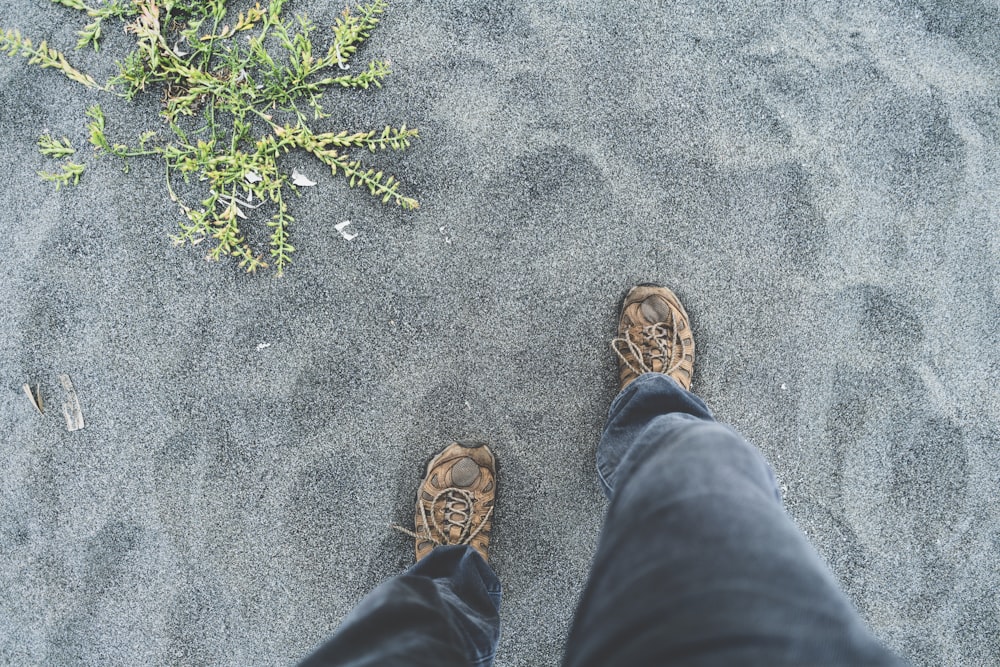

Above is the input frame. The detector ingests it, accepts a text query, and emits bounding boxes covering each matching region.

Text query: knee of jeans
[622,420,777,501]
[601,414,712,495]
[636,415,742,464]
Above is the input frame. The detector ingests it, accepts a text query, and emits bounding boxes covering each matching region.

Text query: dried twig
[58,374,85,431]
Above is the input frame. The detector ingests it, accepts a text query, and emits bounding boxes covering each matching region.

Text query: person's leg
[300,545,500,667]
[300,442,501,667]
[564,285,906,666]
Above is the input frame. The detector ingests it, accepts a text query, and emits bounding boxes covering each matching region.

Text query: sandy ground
[1,0,998,665]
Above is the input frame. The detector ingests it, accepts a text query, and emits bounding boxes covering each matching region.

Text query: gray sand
[1,0,998,665]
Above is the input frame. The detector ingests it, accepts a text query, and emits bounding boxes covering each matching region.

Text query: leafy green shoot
[38,161,86,190]
[38,134,76,158]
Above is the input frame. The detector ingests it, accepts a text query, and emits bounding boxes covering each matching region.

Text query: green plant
[36,133,86,189]
[39,160,88,190]
[1,0,418,275]
[38,133,79,158]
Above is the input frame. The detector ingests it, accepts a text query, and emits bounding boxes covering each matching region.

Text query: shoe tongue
[640,296,671,323]
[450,457,480,487]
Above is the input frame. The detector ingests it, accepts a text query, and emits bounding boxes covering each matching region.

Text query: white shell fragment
[335,220,358,241]
[58,374,85,432]
[245,171,263,184]
[291,169,317,187]
[334,41,350,70]
[256,342,271,351]
[22,383,43,414]
[215,192,262,220]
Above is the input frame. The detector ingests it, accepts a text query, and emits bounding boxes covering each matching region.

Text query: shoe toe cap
[450,457,481,487]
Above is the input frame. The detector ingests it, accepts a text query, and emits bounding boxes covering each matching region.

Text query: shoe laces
[611,321,684,377]
[394,487,493,548]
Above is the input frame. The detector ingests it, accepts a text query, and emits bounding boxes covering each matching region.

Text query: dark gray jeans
[300,374,907,666]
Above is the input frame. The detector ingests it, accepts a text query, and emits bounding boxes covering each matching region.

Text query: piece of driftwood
[58,374,85,432]
[22,383,43,414]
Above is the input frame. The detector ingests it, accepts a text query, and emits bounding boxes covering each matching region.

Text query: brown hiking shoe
[409,441,496,562]
[611,283,695,391]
